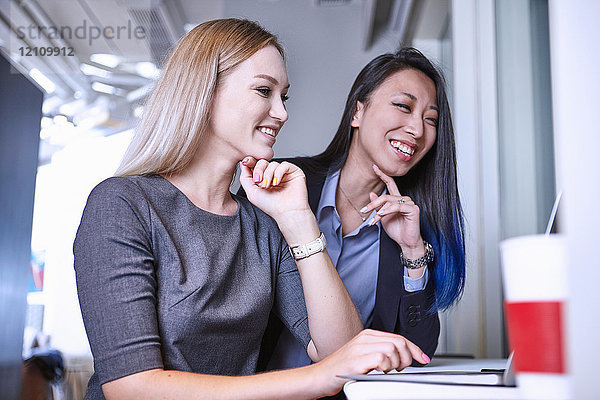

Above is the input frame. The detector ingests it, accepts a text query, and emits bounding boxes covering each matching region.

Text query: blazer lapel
[306,175,325,214]
[371,230,404,332]
[296,159,327,214]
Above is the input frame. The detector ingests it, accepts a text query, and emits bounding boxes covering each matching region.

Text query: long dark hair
[311,47,465,310]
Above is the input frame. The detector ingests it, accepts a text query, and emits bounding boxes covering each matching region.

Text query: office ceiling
[0,0,222,129]
[0,0,420,161]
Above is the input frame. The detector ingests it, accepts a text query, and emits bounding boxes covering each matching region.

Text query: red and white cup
[500,234,569,399]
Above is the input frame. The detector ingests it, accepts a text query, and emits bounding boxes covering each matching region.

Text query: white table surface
[343,358,522,400]
[344,380,522,400]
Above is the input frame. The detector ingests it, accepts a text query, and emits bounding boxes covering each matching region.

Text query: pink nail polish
[422,353,431,363]
[253,173,261,183]
[242,157,250,164]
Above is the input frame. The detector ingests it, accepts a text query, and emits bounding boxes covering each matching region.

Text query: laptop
[339,353,515,387]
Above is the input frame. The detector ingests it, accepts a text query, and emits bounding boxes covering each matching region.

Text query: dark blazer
[241,156,440,370]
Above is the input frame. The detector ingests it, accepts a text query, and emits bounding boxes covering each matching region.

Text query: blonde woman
[74,19,429,400]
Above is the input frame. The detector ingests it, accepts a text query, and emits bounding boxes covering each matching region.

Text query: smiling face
[349,68,438,177]
[208,45,289,160]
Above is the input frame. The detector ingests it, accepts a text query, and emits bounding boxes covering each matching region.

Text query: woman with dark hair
[260,47,466,370]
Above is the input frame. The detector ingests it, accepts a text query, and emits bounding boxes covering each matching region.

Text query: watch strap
[289,232,327,260]
[401,240,434,269]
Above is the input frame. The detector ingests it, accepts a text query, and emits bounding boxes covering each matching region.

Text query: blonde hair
[115,19,284,177]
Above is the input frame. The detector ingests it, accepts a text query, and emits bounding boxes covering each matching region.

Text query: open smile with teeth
[390,140,415,156]
[258,127,278,137]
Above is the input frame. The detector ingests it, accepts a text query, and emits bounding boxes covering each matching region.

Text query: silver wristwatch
[401,241,434,269]
[289,232,327,260]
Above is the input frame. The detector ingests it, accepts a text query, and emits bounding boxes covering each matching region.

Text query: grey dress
[74,175,311,399]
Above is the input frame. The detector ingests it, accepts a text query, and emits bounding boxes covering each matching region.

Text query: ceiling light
[42,96,63,115]
[53,115,69,125]
[40,117,53,129]
[29,68,56,94]
[90,53,120,69]
[91,82,116,95]
[135,62,160,79]
[59,99,87,116]
[80,63,111,78]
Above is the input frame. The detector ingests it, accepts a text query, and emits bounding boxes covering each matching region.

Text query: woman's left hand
[239,156,311,221]
[362,164,425,259]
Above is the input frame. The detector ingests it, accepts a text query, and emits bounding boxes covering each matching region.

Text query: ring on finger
[398,198,406,204]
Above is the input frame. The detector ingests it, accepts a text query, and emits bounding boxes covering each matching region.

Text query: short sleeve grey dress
[74,175,310,399]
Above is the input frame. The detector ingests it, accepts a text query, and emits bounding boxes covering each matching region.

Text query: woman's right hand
[310,329,430,397]
[239,156,311,220]
[239,156,324,246]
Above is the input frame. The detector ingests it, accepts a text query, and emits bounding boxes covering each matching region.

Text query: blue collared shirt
[267,169,428,369]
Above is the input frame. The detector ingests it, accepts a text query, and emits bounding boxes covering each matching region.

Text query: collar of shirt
[316,169,387,237]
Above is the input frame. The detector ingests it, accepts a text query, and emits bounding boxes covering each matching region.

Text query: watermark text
[16,20,146,47]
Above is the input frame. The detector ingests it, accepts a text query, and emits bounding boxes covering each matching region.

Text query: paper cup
[500,234,570,399]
